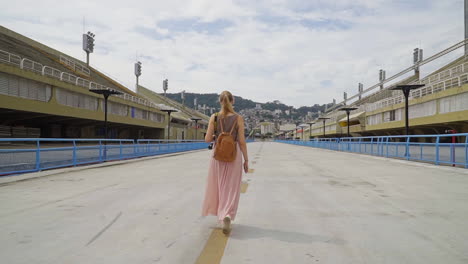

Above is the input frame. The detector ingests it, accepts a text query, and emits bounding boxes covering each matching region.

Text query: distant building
[255,104,262,110]
[260,122,275,135]
[274,109,282,115]
[285,110,290,116]
[279,123,296,132]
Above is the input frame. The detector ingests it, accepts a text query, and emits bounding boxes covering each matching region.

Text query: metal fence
[0,138,210,176]
[276,133,468,168]
[0,49,168,111]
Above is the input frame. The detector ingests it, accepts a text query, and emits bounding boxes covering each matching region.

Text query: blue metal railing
[0,138,210,176]
[276,133,468,168]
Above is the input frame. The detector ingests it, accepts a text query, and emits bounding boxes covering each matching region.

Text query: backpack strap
[214,112,219,135]
[219,114,226,133]
[229,115,238,134]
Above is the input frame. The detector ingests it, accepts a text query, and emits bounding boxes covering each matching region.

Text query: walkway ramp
[1,142,467,263]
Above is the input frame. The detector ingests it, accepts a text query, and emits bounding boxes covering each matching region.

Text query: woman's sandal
[222,216,231,234]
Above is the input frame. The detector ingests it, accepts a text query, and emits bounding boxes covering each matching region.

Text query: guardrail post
[134,140,137,157]
[99,140,103,162]
[35,140,41,171]
[385,137,389,157]
[420,143,423,160]
[435,137,440,165]
[72,140,77,166]
[119,140,123,160]
[465,135,468,169]
[405,136,410,160]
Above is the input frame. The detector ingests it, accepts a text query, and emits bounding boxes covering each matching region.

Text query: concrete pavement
[1,142,468,263]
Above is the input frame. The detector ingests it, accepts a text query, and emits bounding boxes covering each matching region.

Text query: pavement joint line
[86,211,122,246]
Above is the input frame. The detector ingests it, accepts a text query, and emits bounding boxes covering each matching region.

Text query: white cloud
[0,0,464,107]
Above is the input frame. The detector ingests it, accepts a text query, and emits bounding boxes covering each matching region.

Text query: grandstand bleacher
[0,26,208,140]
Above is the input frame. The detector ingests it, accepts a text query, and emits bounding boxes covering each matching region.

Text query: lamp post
[318,117,330,138]
[307,122,315,140]
[190,117,202,140]
[90,88,123,139]
[161,109,178,142]
[90,88,122,161]
[390,85,424,135]
[339,107,358,137]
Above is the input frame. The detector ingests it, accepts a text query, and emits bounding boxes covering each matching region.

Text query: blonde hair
[219,90,235,115]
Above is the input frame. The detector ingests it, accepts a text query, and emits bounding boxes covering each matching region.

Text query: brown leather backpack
[214,115,238,162]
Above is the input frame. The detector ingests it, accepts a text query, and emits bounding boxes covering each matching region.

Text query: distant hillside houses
[260,122,275,135]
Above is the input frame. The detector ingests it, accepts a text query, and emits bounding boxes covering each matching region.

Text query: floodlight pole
[466,0,468,55]
[82,31,95,66]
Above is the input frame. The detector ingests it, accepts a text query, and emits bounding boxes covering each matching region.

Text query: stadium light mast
[181,90,186,106]
[379,69,386,90]
[163,79,169,96]
[413,48,423,78]
[135,61,142,93]
[82,31,95,66]
[465,0,468,55]
[358,83,364,100]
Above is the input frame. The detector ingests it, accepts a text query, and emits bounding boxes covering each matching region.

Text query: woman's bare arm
[237,116,249,173]
[204,114,216,143]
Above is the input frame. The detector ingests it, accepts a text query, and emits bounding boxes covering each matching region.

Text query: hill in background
[163,92,333,120]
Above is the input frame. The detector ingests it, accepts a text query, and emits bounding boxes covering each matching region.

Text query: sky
[0,0,464,107]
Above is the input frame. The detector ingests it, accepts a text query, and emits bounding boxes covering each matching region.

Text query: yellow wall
[0,64,166,129]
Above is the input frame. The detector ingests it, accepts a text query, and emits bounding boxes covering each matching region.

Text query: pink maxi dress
[202,114,243,221]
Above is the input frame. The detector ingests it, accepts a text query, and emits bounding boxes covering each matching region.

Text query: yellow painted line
[241,181,248,193]
[194,229,229,264]
[248,169,255,173]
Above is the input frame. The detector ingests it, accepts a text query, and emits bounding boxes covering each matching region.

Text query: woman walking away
[202,90,249,234]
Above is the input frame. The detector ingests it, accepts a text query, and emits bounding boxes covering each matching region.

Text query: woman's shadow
[228,224,346,245]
